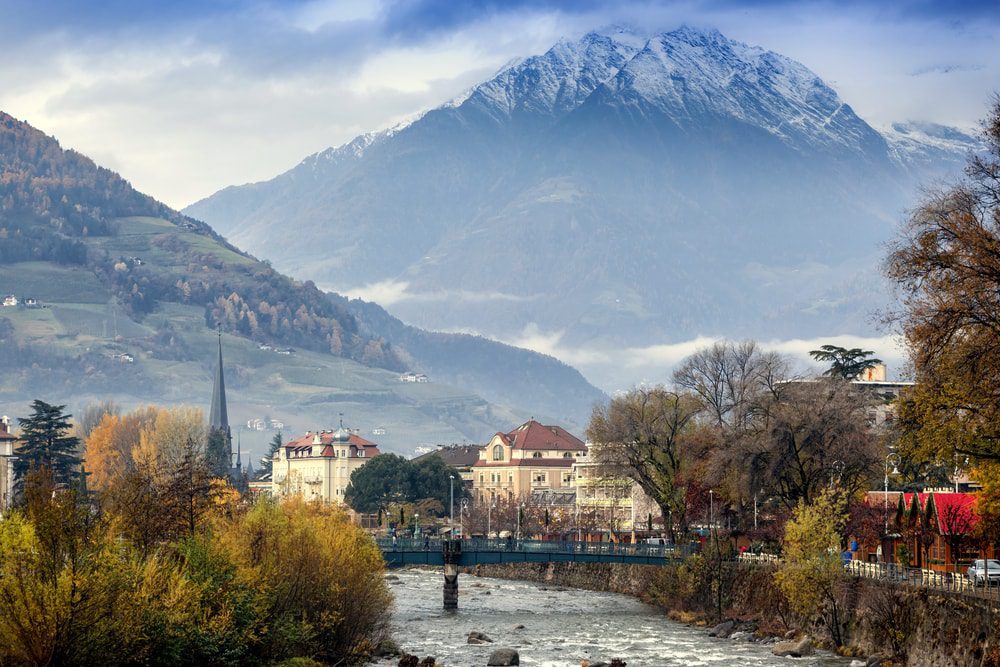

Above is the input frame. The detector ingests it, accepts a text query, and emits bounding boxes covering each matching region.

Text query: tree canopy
[344,453,464,516]
[14,400,80,488]
[885,98,1000,462]
[808,345,882,380]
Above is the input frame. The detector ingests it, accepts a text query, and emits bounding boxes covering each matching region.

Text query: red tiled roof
[928,493,979,535]
[501,420,586,452]
[284,430,381,458]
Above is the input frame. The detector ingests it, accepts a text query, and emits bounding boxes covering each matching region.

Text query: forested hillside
[0,111,401,369]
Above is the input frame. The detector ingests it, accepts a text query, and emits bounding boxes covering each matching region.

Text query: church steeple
[209,328,230,434]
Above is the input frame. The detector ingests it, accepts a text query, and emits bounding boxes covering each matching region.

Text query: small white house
[2,296,18,307]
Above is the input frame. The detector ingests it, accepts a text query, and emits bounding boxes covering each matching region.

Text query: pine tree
[260,431,283,474]
[15,400,81,488]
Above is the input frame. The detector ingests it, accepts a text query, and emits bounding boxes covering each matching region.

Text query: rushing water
[379,569,853,667]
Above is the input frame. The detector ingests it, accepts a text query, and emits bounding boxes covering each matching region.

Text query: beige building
[0,416,16,513]
[473,420,587,502]
[271,425,381,504]
[573,447,659,532]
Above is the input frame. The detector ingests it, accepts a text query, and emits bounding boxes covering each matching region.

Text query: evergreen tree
[260,431,283,474]
[15,400,81,488]
[809,344,882,380]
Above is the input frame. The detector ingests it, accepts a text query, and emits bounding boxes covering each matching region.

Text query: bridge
[377,538,692,609]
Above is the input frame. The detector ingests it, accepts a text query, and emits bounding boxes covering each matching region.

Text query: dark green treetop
[809,345,882,380]
[15,399,81,487]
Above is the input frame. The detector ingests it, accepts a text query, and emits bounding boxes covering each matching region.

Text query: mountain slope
[0,112,603,448]
[185,26,979,387]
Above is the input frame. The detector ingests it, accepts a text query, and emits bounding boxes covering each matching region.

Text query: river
[380,569,853,667]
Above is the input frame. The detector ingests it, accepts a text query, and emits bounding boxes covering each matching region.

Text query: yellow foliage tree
[774,490,847,646]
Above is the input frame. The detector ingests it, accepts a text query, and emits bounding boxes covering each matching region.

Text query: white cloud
[486,324,909,392]
[340,279,538,306]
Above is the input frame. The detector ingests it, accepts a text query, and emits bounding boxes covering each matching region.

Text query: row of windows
[490,444,581,461]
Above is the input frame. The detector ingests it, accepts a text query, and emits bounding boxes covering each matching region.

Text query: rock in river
[772,637,813,658]
[487,648,519,665]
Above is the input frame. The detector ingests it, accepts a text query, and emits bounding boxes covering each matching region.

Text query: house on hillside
[270,422,381,504]
[2,295,18,307]
[472,420,586,502]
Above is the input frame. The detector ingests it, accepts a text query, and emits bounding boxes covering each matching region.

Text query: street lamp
[576,501,582,542]
[516,502,524,542]
[488,499,496,538]
[884,452,901,534]
[449,475,456,535]
[709,489,714,532]
[414,513,420,538]
[460,498,469,539]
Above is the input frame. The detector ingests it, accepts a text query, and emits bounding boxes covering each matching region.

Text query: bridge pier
[443,539,462,610]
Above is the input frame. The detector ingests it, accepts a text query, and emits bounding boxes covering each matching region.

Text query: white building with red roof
[472,419,587,502]
[271,421,381,504]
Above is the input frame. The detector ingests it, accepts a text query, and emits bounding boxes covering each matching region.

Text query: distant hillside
[186,27,978,389]
[0,112,604,448]
[337,296,606,426]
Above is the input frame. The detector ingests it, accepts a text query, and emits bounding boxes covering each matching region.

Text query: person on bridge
[424,536,430,551]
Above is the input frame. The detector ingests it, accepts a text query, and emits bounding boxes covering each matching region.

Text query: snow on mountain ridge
[599,26,879,154]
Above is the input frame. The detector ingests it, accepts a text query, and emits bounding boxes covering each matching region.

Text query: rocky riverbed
[377,569,854,667]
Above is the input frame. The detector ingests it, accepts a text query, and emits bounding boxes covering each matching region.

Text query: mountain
[186,26,979,388]
[0,111,603,454]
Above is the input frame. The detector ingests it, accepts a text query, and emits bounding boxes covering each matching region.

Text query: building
[573,446,660,533]
[208,332,248,484]
[2,295,18,307]
[0,416,16,513]
[413,444,482,491]
[271,423,381,503]
[472,420,587,502]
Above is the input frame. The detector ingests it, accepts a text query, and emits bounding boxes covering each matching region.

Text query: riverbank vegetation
[0,401,392,666]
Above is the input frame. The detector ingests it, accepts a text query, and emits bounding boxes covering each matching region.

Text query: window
[533,472,548,484]
[563,452,572,458]
[563,473,572,484]
[493,444,504,461]
[479,473,485,483]
[532,452,542,458]
[359,449,365,457]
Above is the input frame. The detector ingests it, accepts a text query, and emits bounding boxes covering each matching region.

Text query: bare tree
[587,386,703,542]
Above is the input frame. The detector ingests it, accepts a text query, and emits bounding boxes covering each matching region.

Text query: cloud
[340,280,538,306]
[0,0,997,209]
[491,324,908,392]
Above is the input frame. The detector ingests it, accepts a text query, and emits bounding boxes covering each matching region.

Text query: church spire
[209,326,229,433]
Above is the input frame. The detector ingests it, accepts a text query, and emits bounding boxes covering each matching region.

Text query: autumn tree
[588,386,704,541]
[809,344,882,380]
[751,379,880,509]
[775,490,848,647]
[885,98,1000,462]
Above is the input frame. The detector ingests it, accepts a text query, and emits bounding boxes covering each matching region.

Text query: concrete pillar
[442,538,462,610]
[443,563,459,610]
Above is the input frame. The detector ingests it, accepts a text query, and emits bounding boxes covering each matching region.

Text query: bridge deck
[377,538,692,567]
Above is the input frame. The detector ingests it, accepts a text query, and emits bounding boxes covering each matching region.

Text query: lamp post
[884,452,901,534]
[753,492,758,532]
[449,475,455,535]
[576,501,582,542]
[460,498,469,539]
[709,489,714,532]
[414,513,419,538]
[516,502,524,542]
[487,499,495,538]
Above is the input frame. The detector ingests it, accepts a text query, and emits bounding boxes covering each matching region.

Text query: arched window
[532,452,542,458]
[563,452,572,458]
[492,444,504,461]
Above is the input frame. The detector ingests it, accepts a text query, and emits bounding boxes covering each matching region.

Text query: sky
[0,0,997,210]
